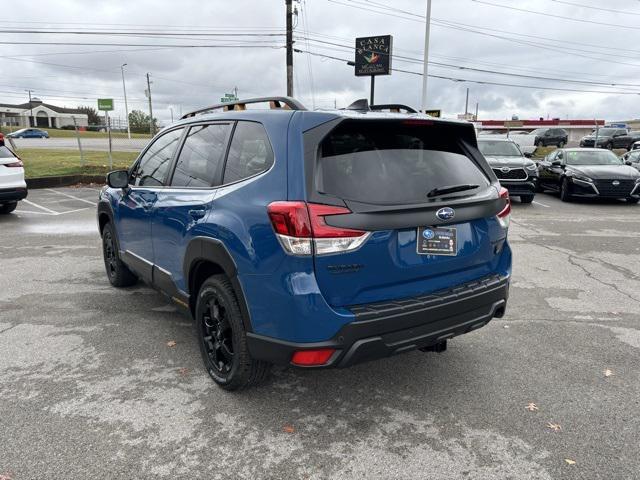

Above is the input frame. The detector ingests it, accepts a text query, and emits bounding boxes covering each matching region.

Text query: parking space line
[46,188,97,206]
[533,200,551,208]
[15,209,52,215]
[22,199,58,215]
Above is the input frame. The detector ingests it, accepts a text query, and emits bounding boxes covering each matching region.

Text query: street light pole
[421,0,432,113]
[121,63,131,139]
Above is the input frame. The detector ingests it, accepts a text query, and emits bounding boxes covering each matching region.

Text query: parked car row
[477,137,640,204]
[579,128,640,150]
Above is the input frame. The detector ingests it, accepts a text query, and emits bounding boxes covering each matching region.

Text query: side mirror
[106,170,129,189]
[551,160,563,167]
[625,160,633,166]
[524,152,533,158]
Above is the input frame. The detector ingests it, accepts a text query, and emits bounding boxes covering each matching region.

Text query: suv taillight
[5,159,23,168]
[267,201,370,256]
[496,187,511,229]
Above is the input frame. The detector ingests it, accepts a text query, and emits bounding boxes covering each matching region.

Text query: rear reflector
[267,201,370,256]
[291,348,336,366]
[497,187,511,229]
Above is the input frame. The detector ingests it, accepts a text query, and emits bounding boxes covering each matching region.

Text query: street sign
[425,109,441,118]
[97,98,114,111]
[354,35,393,77]
[220,93,239,103]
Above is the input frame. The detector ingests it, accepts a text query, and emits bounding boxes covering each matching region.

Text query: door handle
[188,209,206,219]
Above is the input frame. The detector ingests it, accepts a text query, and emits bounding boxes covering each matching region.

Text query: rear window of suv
[317,120,489,205]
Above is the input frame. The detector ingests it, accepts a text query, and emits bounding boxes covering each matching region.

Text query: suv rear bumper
[246,274,509,368]
[0,187,27,203]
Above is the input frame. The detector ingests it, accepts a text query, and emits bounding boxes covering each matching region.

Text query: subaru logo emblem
[422,228,435,240]
[500,167,511,173]
[612,180,620,186]
[436,207,455,221]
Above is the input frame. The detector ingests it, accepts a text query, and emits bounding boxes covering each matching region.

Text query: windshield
[477,140,521,157]
[319,120,490,205]
[565,150,623,166]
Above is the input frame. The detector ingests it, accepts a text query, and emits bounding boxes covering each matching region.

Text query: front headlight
[573,175,593,183]
[525,164,537,171]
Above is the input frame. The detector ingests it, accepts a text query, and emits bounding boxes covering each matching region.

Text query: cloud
[0,0,636,123]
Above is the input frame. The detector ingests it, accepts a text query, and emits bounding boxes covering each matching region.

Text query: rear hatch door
[305,118,507,307]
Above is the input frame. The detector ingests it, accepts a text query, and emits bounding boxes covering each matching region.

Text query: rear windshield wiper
[427,184,479,198]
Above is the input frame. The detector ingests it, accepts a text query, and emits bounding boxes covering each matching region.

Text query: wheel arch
[184,237,253,332]
[97,201,114,236]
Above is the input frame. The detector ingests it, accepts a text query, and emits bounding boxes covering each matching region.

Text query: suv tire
[535,140,544,147]
[520,194,534,204]
[560,178,572,202]
[558,140,565,148]
[102,223,137,287]
[606,142,613,150]
[0,202,18,214]
[196,275,270,391]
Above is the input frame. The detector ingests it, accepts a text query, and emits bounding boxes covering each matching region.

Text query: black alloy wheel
[101,223,137,287]
[195,275,270,390]
[560,177,572,202]
[201,297,235,376]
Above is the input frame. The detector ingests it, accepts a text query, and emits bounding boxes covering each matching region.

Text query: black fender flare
[183,236,253,332]
[97,200,115,236]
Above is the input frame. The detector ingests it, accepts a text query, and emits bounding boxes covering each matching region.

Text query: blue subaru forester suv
[98,97,512,390]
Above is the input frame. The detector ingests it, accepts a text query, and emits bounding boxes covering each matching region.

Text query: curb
[26,174,106,189]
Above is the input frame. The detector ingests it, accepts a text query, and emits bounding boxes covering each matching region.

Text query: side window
[131,128,183,187]
[223,122,274,184]
[170,123,231,187]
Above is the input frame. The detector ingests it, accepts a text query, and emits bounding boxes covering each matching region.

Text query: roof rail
[370,104,418,114]
[181,96,306,119]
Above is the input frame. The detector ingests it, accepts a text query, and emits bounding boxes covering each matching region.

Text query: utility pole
[286,0,294,97]
[421,0,432,113]
[475,102,479,121]
[169,107,174,123]
[26,89,34,127]
[465,88,469,115]
[146,73,155,136]
[121,64,131,139]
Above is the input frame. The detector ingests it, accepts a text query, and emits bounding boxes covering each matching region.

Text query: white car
[0,144,27,214]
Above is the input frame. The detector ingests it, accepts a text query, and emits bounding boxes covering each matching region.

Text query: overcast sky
[2,0,639,124]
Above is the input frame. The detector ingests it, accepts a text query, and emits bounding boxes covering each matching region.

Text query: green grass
[18,149,137,178]
[1,127,151,139]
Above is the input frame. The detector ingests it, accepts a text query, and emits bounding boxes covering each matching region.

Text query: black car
[538,148,640,203]
[579,128,631,150]
[620,150,640,172]
[477,138,538,203]
[530,128,568,148]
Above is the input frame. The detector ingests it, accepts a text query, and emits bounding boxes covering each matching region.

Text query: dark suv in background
[580,128,631,150]
[531,128,568,147]
[477,138,538,203]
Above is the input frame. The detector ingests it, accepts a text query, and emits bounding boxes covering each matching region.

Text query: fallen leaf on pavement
[178,367,189,376]
[604,369,614,377]
[283,424,295,433]
[166,340,177,347]
[0,473,13,480]
[547,422,562,432]
[525,403,539,412]
[564,459,576,465]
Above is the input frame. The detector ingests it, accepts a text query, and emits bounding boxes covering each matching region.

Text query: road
[1,188,639,479]
[11,137,148,152]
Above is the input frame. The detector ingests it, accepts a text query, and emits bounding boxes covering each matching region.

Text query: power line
[547,0,640,16]
[295,36,640,89]
[471,0,640,30]
[294,48,640,95]
[0,28,285,37]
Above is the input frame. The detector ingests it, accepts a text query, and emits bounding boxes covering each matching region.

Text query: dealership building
[0,98,89,129]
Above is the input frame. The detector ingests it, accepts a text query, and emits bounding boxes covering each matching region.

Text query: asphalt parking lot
[1,188,639,480]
